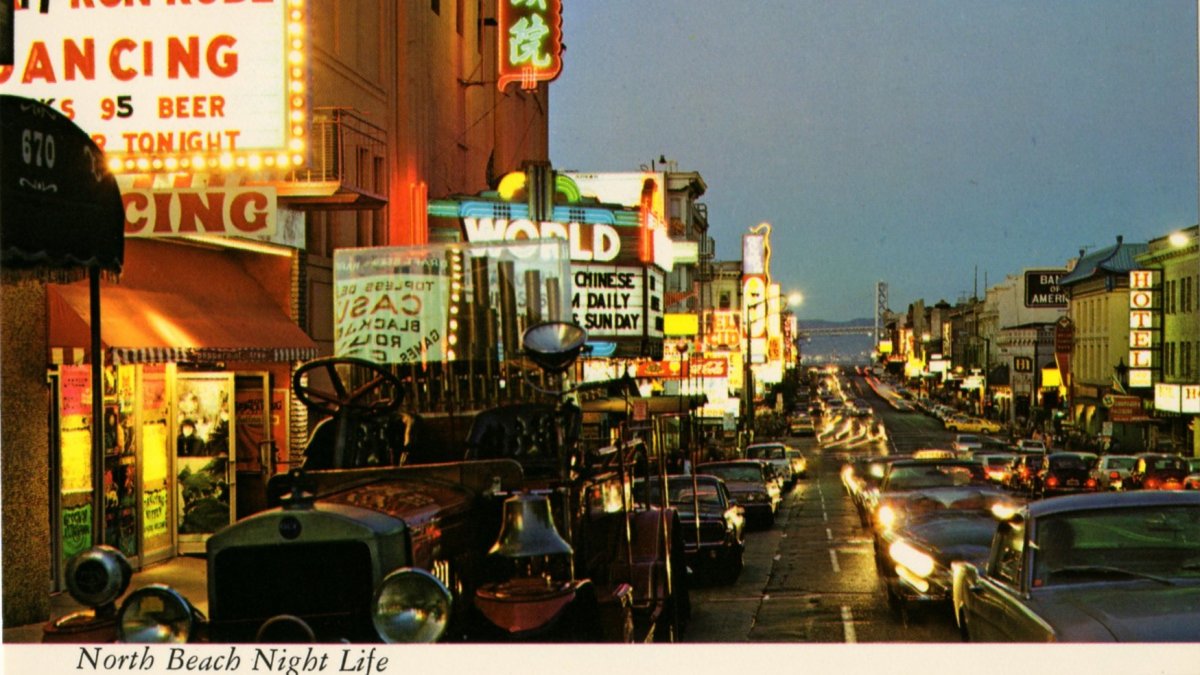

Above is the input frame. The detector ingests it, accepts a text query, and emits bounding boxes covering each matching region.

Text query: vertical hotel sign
[498,0,563,91]
[1128,269,1156,388]
[0,0,308,174]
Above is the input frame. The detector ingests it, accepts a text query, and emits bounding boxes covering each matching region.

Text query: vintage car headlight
[117,585,201,643]
[991,502,1018,520]
[372,567,452,643]
[876,504,899,530]
[889,541,935,578]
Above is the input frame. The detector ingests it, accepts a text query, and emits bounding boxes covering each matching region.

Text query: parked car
[636,475,745,585]
[786,448,808,479]
[697,460,781,529]
[873,484,1023,616]
[745,442,794,487]
[952,491,1200,641]
[99,328,692,644]
[1089,454,1137,491]
[1036,452,1098,497]
[1124,453,1189,491]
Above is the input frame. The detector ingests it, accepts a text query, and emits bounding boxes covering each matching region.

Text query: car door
[964,518,1029,640]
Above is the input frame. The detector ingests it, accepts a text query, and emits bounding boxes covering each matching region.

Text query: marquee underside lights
[1,0,309,175]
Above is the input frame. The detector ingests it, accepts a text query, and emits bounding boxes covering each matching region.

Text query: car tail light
[1109,471,1120,481]
[1046,476,1059,488]
[1085,478,1097,489]
[1146,478,1159,489]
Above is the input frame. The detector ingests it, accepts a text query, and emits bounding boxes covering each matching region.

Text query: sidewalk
[3,555,208,643]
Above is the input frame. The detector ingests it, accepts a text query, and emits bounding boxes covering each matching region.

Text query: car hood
[903,515,997,568]
[1035,584,1200,642]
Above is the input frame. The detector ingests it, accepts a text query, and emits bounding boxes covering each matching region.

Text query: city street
[686,379,960,642]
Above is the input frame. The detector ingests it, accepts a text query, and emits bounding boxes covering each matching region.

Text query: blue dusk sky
[548,0,1199,322]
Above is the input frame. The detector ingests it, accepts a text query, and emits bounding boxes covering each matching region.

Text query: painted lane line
[841,606,857,643]
[829,549,841,573]
[826,528,833,541]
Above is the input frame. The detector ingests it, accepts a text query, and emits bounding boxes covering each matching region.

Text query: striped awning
[48,239,318,365]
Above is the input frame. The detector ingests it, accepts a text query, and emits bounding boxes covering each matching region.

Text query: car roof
[1025,490,1200,518]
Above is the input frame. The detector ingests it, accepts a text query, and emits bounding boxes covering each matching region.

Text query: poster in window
[176,374,236,548]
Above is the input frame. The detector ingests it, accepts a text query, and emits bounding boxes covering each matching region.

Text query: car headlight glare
[889,541,935,578]
[877,505,898,530]
[117,585,199,643]
[372,567,452,643]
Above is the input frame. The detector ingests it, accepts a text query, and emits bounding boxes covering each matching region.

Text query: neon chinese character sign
[498,0,563,91]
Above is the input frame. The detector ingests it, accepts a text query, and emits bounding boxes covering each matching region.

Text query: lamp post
[742,292,802,441]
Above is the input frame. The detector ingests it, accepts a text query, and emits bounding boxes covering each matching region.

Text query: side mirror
[522,321,587,374]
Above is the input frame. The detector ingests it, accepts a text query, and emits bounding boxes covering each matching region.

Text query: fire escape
[276,107,388,210]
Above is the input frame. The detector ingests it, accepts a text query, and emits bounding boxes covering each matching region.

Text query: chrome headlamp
[372,567,452,643]
[117,584,202,643]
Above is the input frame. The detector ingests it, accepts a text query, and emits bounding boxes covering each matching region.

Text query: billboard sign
[1024,269,1068,308]
[333,240,571,364]
[1,0,307,173]
[571,264,664,339]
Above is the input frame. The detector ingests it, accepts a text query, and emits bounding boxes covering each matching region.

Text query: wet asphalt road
[684,379,963,643]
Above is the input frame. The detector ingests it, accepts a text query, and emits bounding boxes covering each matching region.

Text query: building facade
[1,0,551,625]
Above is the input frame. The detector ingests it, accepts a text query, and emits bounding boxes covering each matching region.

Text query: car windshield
[885,465,978,490]
[983,456,1014,467]
[1104,457,1136,470]
[703,465,763,483]
[637,479,724,506]
[1149,457,1186,472]
[1048,455,1087,470]
[1032,505,1200,587]
[747,446,786,460]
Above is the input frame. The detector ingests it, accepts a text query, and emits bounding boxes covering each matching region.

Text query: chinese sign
[498,0,563,91]
[1,0,307,173]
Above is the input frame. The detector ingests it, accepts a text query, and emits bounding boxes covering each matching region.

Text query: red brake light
[1086,478,1097,489]
[1046,476,1059,488]
[1146,478,1159,489]
[1109,471,1120,480]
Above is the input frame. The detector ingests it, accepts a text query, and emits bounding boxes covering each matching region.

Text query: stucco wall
[2,279,51,626]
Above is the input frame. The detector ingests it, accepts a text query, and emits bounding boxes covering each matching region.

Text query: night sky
[549,1,1199,322]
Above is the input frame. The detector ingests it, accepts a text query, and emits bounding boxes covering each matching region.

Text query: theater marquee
[1,0,307,173]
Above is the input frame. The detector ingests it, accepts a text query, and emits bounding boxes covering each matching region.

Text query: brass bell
[488,493,573,558]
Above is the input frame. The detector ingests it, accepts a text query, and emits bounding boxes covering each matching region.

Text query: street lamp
[743,292,803,440]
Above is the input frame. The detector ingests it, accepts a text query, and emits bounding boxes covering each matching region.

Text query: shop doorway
[233,372,286,519]
[174,373,237,554]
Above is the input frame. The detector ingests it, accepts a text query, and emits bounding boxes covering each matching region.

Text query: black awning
[1,95,124,281]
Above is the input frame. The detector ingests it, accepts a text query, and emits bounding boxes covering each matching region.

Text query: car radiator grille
[211,541,376,642]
